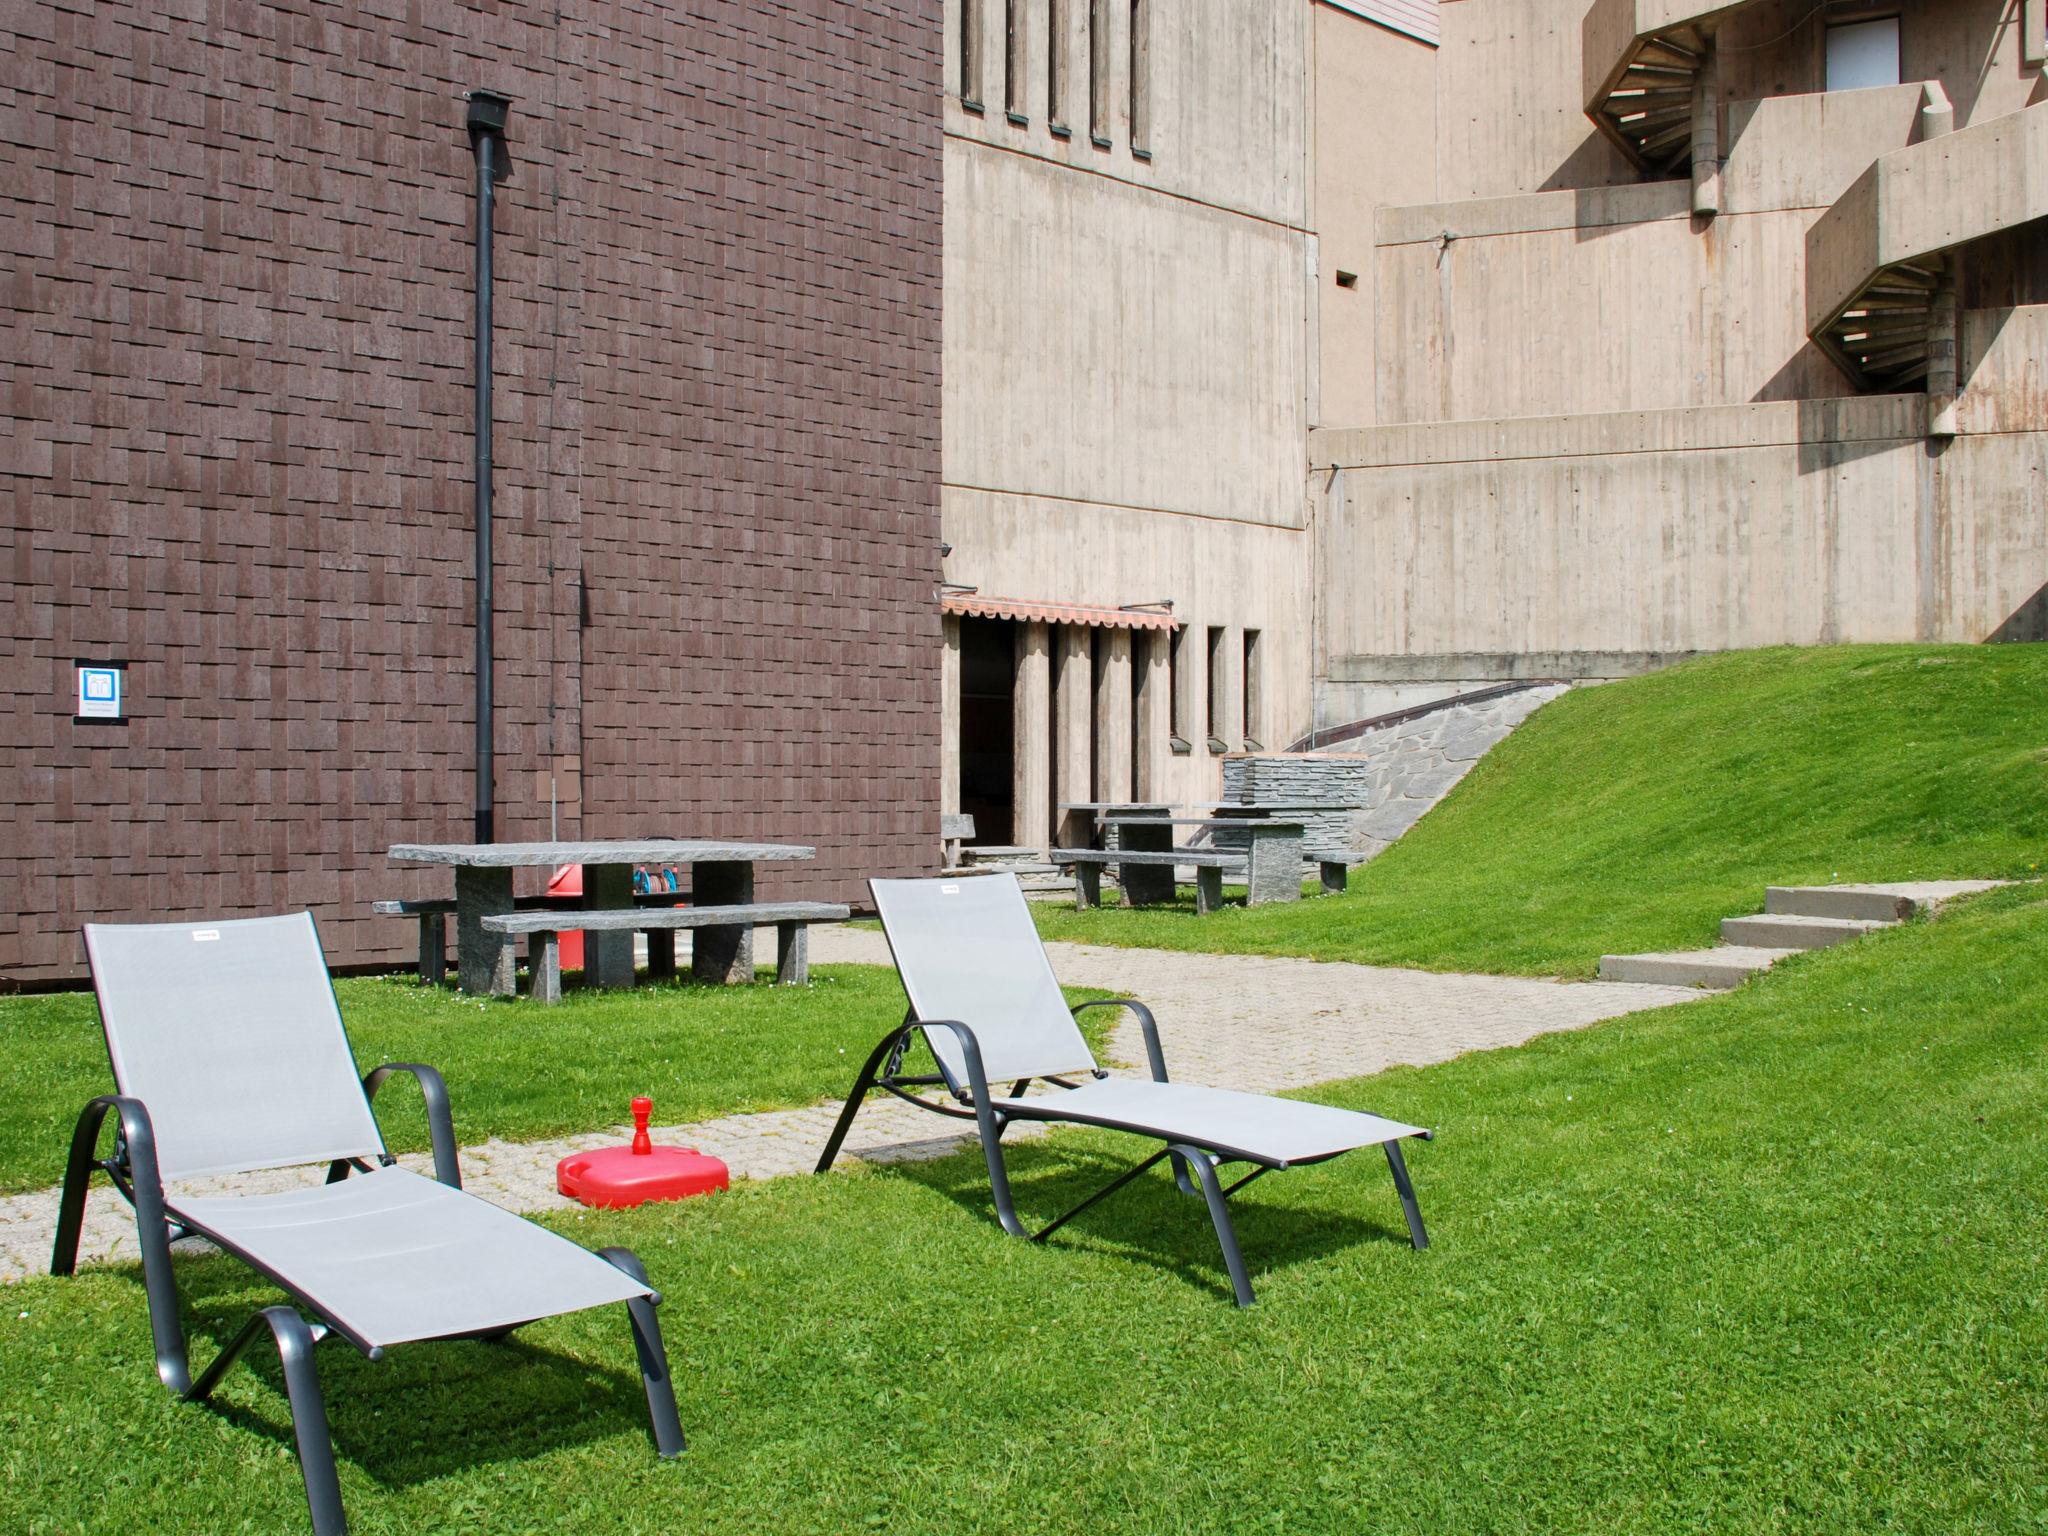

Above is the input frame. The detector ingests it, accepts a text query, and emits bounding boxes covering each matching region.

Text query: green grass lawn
[1032,644,2048,976]
[4,883,2044,1534]
[0,968,1110,1196]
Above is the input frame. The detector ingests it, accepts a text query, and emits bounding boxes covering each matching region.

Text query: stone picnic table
[1098,815,1308,906]
[1055,800,1170,849]
[387,839,815,996]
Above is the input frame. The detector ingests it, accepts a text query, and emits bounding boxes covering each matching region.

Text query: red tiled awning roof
[940,591,1178,630]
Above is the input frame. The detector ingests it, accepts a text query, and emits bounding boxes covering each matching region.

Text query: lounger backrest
[82,912,387,1181]
[870,873,1098,1088]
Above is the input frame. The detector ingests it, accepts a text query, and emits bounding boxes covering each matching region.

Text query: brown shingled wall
[0,0,943,982]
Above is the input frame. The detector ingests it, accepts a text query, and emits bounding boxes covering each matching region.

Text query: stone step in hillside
[1719,913,1889,951]
[1597,946,1800,990]
[1765,879,2005,922]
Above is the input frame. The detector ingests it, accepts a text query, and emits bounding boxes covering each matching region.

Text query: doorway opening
[958,617,1015,845]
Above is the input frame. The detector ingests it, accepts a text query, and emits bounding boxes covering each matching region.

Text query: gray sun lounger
[816,873,1431,1306]
[51,913,685,1535]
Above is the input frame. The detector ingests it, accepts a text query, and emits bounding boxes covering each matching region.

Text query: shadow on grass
[118,1253,658,1490]
[885,1135,1411,1304]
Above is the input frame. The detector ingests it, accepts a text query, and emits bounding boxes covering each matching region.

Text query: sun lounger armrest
[362,1063,461,1190]
[1070,998,1168,1082]
[914,1019,996,1107]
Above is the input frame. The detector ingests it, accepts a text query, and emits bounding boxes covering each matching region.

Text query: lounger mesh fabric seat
[816,873,1432,1306]
[52,912,685,1535]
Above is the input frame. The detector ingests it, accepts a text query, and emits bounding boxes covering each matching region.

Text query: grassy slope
[0,968,1109,1195]
[4,884,2043,1534]
[1031,645,2048,975]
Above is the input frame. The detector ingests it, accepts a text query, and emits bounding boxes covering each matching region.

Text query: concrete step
[1764,879,2005,922]
[1597,946,1799,989]
[1719,913,1890,950]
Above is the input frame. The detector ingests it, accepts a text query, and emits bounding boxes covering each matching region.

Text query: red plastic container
[546,863,584,972]
[556,1097,730,1209]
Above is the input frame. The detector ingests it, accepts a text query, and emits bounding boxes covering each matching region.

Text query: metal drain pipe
[465,89,510,843]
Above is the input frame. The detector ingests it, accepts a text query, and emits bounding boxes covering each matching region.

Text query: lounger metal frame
[816,998,1430,1307]
[51,1063,684,1536]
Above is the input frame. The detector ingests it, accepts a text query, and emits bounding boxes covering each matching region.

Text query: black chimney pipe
[465,90,510,844]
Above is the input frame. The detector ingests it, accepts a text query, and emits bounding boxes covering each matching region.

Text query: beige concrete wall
[943,487,1316,801]
[1313,3,1439,427]
[1311,382,2048,665]
[945,138,1310,523]
[947,0,1307,228]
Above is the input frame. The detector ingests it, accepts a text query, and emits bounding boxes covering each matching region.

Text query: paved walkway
[0,928,1697,1283]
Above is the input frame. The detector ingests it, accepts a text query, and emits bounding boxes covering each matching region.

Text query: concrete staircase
[1598,880,2003,988]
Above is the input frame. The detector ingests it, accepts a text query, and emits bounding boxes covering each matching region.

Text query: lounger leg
[530,931,562,1005]
[52,1096,194,1391]
[187,1307,346,1536]
[1384,1141,1428,1250]
[1195,866,1223,915]
[1167,1142,1255,1307]
[598,1248,687,1458]
[775,921,808,985]
[814,1026,906,1173]
[418,912,447,984]
[1074,863,1101,909]
[647,930,676,981]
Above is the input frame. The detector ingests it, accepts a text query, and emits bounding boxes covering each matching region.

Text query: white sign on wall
[75,662,126,724]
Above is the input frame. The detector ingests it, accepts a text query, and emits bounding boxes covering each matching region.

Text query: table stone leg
[776,922,808,985]
[456,867,518,997]
[1245,827,1303,906]
[1119,821,1175,905]
[693,861,755,984]
[585,863,637,988]
[647,931,676,980]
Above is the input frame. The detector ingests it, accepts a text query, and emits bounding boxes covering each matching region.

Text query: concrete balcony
[1807,100,2048,391]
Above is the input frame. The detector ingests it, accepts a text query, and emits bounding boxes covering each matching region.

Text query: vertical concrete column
[1927,265,1959,440]
[1134,628,1171,799]
[1054,625,1093,842]
[940,614,961,817]
[1094,627,1133,805]
[1690,30,1721,218]
[1012,621,1052,852]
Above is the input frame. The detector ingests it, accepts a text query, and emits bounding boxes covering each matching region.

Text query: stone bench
[1052,848,1240,915]
[480,901,851,1002]
[374,891,689,984]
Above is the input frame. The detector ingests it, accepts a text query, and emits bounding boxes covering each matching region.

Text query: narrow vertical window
[1128,0,1150,157]
[1240,628,1262,749]
[1088,0,1111,147]
[1048,0,1071,136]
[1168,625,1190,751]
[1205,625,1227,752]
[1004,0,1027,122]
[960,0,984,110]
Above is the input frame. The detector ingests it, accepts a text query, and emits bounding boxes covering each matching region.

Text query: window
[1088,0,1110,147]
[960,0,984,110]
[1048,0,1071,136]
[1004,0,1027,123]
[1168,624,1191,753]
[1241,628,1262,750]
[1205,625,1228,753]
[1128,0,1150,157]
[1825,16,1900,91]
